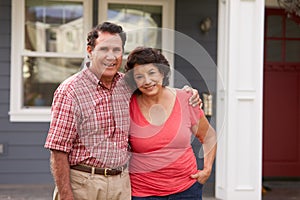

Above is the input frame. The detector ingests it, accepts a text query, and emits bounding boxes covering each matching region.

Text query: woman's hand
[190,168,212,184]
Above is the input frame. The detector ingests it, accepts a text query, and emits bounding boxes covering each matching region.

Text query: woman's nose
[144,75,151,84]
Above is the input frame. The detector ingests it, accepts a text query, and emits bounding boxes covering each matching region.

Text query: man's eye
[99,47,108,51]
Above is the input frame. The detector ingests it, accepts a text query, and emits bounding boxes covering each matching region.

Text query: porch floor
[0,180,299,200]
[262,180,300,200]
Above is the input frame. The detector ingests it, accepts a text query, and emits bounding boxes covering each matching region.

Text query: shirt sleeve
[44,90,78,153]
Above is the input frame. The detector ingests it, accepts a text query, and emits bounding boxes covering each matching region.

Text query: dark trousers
[132,181,203,200]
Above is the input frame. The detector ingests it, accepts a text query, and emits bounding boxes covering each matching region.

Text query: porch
[0,180,299,200]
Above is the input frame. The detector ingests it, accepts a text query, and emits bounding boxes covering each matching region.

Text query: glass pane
[267,15,283,37]
[286,18,300,38]
[23,56,83,107]
[266,40,282,62]
[107,3,162,54]
[286,41,300,62]
[25,0,84,53]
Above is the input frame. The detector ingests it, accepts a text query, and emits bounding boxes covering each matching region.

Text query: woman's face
[133,63,164,96]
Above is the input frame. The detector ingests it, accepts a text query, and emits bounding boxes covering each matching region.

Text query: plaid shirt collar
[83,64,123,90]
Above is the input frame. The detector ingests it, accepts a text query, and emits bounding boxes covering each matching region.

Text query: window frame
[10,0,93,122]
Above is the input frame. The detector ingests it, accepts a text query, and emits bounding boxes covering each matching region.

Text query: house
[0,0,299,199]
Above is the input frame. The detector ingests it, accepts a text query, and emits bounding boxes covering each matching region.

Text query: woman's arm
[191,116,217,184]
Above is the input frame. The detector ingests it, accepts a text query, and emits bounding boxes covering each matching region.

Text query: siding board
[0,76,10,89]
[0,104,9,118]
[0,120,50,132]
[0,62,10,75]
[0,145,49,160]
[0,20,10,35]
[0,90,9,103]
[0,35,11,48]
[0,5,10,20]
[0,173,53,184]
[0,1,11,6]
[0,48,10,62]
[0,132,48,145]
[0,160,50,173]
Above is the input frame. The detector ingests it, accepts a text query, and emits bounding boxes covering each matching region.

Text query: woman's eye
[135,75,143,80]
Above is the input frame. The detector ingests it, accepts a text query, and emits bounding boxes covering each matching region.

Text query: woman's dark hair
[124,47,170,95]
[87,22,126,51]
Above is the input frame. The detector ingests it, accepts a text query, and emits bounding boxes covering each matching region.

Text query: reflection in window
[286,18,300,38]
[25,0,83,53]
[265,11,300,63]
[107,4,162,54]
[286,41,300,62]
[267,15,283,37]
[23,56,83,107]
[266,40,282,62]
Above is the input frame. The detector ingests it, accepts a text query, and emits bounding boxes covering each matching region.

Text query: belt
[70,164,127,176]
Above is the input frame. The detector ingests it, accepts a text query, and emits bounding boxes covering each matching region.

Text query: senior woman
[124,47,217,200]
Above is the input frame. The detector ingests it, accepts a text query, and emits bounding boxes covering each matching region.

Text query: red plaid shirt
[44,68,132,168]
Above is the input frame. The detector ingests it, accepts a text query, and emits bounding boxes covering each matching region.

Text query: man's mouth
[104,63,116,67]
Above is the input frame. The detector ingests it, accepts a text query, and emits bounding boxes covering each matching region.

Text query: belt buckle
[104,168,111,177]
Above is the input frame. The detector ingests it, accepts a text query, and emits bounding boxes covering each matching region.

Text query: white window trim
[98,0,175,86]
[9,0,93,122]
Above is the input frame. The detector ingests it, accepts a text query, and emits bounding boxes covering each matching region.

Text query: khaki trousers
[53,168,131,200]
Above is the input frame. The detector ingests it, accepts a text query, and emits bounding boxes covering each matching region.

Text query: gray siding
[174,0,218,127]
[174,0,218,92]
[174,0,218,189]
[0,0,53,184]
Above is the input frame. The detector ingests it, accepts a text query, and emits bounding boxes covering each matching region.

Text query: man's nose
[106,51,117,60]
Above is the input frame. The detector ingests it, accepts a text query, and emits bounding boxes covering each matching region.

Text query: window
[10,0,92,121]
[265,9,300,63]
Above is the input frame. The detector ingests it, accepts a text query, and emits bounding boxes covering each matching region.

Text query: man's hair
[87,22,126,50]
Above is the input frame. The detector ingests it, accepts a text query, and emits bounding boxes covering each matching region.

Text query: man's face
[88,31,123,81]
